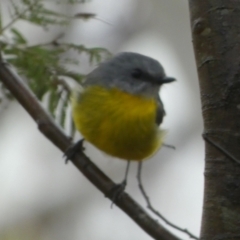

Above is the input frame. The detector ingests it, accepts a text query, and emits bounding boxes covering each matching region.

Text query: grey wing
[156,96,165,126]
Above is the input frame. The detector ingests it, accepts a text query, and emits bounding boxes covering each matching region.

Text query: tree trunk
[189,1,240,239]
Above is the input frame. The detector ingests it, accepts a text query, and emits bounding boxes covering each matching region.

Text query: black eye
[131,68,142,78]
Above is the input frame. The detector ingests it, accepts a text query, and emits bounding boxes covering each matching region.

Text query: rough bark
[189,1,240,239]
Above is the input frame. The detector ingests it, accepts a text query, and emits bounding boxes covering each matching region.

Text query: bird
[65,52,175,198]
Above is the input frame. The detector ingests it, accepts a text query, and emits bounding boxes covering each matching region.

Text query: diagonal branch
[0,57,180,240]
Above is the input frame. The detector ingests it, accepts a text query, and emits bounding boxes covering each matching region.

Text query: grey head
[84,52,175,98]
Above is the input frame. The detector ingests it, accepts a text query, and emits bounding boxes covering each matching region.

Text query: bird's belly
[72,86,164,160]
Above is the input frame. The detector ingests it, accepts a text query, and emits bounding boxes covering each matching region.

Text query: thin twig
[162,143,176,150]
[1,0,40,33]
[137,162,199,240]
[0,57,180,240]
[74,12,113,26]
[202,133,240,164]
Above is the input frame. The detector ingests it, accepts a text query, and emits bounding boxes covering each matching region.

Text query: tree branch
[0,58,180,240]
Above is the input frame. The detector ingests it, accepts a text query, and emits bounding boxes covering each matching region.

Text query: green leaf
[0,0,112,128]
[11,28,27,44]
[60,91,70,127]
[48,88,59,116]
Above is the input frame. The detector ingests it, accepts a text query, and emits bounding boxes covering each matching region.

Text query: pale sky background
[0,0,204,240]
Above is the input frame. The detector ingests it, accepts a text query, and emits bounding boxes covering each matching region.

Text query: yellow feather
[72,86,165,161]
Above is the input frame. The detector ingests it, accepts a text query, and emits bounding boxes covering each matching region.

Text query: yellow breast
[72,86,165,161]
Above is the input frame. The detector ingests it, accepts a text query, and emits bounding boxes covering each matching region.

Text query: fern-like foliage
[0,0,111,129]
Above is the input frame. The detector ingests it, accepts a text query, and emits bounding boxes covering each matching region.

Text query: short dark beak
[161,76,176,84]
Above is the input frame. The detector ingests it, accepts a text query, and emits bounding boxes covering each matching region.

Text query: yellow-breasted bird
[66,52,175,195]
